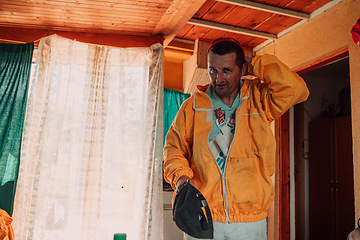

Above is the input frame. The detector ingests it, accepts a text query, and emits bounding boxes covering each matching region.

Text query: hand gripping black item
[173,181,214,239]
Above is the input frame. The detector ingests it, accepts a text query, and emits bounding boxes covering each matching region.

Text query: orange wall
[256,0,360,226]
[349,36,360,225]
[164,48,192,92]
[255,0,358,71]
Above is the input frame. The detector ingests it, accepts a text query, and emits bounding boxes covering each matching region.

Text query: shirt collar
[206,84,241,110]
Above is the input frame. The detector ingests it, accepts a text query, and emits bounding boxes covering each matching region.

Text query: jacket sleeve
[248,54,310,122]
[163,98,194,190]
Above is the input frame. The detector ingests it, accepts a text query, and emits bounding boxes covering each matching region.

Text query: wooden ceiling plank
[0,27,154,36]
[262,0,292,7]
[216,0,310,19]
[193,0,217,18]
[257,15,301,34]
[215,32,258,51]
[202,1,236,22]
[263,0,328,14]
[152,0,189,35]
[0,11,162,25]
[1,3,168,17]
[182,25,211,41]
[224,32,253,46]
[188,18,277,39]
[0,18,155,32]
[201,28,227,42]
[56,0,173,4]
[255,14,297,34]
[2,1,168,15]
[284,0,314,12]
[5,0,172,8]
[219,6,255,26]
[247,37,267,49]
[0,24,154,34]
[0,13,158,28]
[0,14,162,25]
[175,24,194,38]
[301,0,332,13]
[235,9,273,29]
[0,8,161,24]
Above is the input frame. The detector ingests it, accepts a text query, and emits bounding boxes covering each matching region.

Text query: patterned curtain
[0,42,34,216]
[12,35,164,240]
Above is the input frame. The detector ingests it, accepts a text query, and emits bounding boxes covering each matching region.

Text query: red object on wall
[352,19,360,46]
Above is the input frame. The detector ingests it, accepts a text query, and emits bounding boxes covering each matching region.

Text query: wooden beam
[295,48,349,75]
[188,18,277,40]
[166,38,195,53]
[216,0,310,20]
[157,0,208,47]
[0,27,163,48]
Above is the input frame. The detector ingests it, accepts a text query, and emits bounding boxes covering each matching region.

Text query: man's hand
[176,175,195,194]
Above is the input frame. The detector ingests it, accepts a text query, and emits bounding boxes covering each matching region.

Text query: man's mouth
[216,83,227,88]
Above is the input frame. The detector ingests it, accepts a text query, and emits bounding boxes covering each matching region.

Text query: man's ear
[241,63,248,76]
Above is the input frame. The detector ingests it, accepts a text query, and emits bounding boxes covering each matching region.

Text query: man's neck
[219,88,241,107]
[219,95,236,108]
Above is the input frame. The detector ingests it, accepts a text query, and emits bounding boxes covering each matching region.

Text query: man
[163,38,309,240]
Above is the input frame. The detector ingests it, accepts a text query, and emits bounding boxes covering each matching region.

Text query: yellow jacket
[164,54,309,223]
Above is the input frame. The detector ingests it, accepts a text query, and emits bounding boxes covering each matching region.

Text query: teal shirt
[205,83,243,142]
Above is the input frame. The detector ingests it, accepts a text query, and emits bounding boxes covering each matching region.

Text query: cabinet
[309,115,355,240]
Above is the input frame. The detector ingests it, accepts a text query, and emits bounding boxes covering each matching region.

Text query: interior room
[296,56,353,240]
[0,0,360,239]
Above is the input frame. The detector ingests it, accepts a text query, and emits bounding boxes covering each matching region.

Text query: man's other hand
[176,175,195,194]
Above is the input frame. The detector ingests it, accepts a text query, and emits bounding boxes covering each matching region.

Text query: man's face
[207,52,246,102]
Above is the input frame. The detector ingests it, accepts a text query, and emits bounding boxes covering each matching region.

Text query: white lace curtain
[12,35,164,240]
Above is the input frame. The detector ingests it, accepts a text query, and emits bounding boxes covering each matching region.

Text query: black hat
[173,181,214,239]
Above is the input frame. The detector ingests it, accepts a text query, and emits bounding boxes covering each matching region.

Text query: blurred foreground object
[347,218,360,240]
[0,209,14,240]
[114,233,126,240]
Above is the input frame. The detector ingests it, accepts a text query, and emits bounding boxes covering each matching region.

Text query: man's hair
[208,38,246,70]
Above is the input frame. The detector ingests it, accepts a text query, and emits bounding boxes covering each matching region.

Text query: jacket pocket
[226,157,264,206]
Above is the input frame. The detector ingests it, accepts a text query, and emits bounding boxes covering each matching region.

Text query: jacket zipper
[222,172,231,223]
[222,84,250,223]
[209,117,233,224]
[223,136,235,224]
[220,108,237,224]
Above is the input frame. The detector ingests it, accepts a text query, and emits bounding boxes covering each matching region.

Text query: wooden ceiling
[178,0,333,50]
[0,0,337,50]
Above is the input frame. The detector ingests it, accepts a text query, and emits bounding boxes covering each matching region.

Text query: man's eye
[209,69,217,74]
[224,69,231,73]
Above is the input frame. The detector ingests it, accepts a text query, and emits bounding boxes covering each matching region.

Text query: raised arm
[248,54,309,121]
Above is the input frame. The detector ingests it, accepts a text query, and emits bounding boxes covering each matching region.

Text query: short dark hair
[208,38,246,70]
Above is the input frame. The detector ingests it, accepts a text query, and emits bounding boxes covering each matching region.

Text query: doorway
[294,53,353,240]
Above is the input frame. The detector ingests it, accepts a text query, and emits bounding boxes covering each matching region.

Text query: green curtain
[163,88,190,190]
[163,88,190,147]
[0,42,34,216]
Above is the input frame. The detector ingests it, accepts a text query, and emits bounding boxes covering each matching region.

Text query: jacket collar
[193,78,255,111]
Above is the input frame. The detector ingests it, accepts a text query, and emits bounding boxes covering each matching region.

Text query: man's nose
[217,71,225,81]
